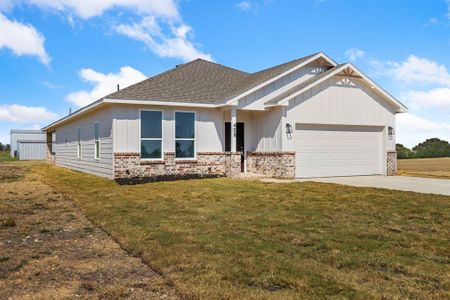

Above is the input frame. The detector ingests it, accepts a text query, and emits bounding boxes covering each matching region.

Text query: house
[42,52,407,180]
[10,129,48,160]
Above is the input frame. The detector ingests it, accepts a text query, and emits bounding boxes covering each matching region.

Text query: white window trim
[77,127,82,159]
[174,111,196,160]
[139,109,164,161]
[94,121,100,160]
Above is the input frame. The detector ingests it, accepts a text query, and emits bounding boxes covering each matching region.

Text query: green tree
[396,143,413,159]
[0,142,3,151]
[412,138,450,158]
[5,144,10,152]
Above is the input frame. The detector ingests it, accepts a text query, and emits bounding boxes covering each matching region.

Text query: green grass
[0,151,15,161]
[30,162,450,299]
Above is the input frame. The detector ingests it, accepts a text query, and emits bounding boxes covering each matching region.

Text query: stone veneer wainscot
[114,152,242,181]
[247,152,295,178]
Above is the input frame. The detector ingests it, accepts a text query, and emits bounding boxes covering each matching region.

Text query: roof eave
[42,98,234,131]
[42,99,106,131]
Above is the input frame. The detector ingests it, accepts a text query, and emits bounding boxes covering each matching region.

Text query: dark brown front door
[225,122,245,172]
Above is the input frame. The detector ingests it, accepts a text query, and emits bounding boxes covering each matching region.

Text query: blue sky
[0,0,450,147]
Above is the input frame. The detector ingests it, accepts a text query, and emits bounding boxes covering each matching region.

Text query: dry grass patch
[0,162,177,299]
[398,157,450,179]
[29,162,450,299]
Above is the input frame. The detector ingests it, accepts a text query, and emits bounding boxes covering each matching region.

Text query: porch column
[230,108,237,152]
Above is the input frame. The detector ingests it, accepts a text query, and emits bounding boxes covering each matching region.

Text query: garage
[295,124,384,178]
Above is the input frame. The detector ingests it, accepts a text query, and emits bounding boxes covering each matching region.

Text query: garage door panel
[295,124,383,178]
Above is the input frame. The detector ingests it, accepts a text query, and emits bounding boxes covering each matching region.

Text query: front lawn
[398,157,450,179]
[31,163,450,299]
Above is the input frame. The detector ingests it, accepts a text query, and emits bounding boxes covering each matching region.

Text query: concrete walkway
[299,176,450,196]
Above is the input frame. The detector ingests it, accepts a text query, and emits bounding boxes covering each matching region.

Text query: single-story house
[43,52,407,180]
[10,129,48,160]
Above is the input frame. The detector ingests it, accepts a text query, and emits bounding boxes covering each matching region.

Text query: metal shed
[10,129,47,160]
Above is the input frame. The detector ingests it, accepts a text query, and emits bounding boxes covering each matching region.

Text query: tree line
[397,138,450,159]
[0,143,11,152]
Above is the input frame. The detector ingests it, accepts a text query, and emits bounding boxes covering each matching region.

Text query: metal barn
[10,129,47,160]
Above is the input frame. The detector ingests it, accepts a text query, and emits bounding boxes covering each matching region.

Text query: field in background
[27,162,450,299]
[398,157,450,179]
[0,151,15,162]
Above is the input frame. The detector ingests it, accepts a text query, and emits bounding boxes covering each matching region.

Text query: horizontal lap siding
[54,107,113,178]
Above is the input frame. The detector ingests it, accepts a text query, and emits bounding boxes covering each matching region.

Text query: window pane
[141,140,162,159]
[141,111,162,139]
[176,140,194,158]
[175,112,195,139]
[77,128,81,141]
[95,123,99,140]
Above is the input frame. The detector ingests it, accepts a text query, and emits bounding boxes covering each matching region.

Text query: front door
[225,122,245,172]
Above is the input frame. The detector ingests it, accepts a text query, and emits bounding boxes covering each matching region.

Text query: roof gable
[268,63,407,112]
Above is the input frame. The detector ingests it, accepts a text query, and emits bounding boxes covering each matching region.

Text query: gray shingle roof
[265,64,346,105]
[105,53,321,104]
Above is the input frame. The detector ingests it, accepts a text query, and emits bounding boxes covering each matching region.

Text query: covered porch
[220,107,295,178]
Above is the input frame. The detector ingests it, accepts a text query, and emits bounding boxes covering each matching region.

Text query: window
[77,128,82,158]
[175,112,195,158]
[94,122,100,160]
[140,111,162,159]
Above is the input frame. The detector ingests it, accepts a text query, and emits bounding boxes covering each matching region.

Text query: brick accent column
[387,151,397,176]
[224,152,241,177]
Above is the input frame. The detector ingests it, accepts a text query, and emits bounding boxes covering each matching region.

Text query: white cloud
[26,0,179,20]
[345,48,365,62]
[447,0,450,18]
[402,88,450,111]
[0,0,14,12]
[115,16,212,62]
[397,113,450,147]
[386,55,450,86]
[236,0,273,14]
[18,0,212,62]
[236,1,255,12]
[67,66,146,107]
[0,104,57,123]
[0,13,50,64]
[372,55,450,112]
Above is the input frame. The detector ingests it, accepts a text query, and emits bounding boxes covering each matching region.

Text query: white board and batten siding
[283,75,397,178]
[237,65,325,110]
[54,107,114,178]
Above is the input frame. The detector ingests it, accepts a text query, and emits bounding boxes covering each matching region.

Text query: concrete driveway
[300,176,450,196]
